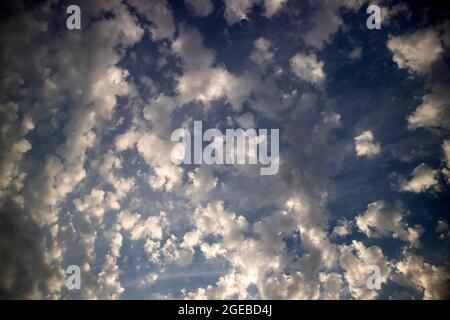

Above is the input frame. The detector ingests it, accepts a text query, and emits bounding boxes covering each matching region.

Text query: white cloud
[74,188,107,223]
[339,240,392,299]
[387,29,443,75]
[354,131,380,157]
[172,25,254,111]
[115,127,183,192]
[129,212,167,241]
[407,84,450,131]
[290,53,325,85]
[356,201,423,245]
[332,218,352,237]
[399,163,439,193]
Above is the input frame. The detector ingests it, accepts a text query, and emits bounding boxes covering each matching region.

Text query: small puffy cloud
[290,53,325,85]
[356,201,423,245]
[354,131,380,157]
[407,84,450,131]
[250,37,274,67]
[120,211,168,242]
[73,189,107,222]
[387,29,443,75]
[162,235,194,267]
[332,218,352,237]
[399,163,439,193]
[321,111,341,128]
[236,112,256,129]
[185,0,214,17]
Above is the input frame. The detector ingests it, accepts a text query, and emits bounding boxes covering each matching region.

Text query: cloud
[387,29,443,75]
[172,25,254,111]
[184,166,218,203]
[223,0,286,25]
[399,163,439,193]
[235,112,256,129]
[290,53,325,85]
[356,201,423,245]
[339,240,392,299]
[407,84,450,131]
[250,37,274,68]
[128,0,175,40]
[0,0,144,299]
[300,0,364,49]
[332,218,352,237]
[0,102,34,207]
[184,0,214,17]
[395,251,450,299]
[354,131,380,157]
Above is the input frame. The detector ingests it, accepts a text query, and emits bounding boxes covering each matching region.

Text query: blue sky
[0,0,449,299]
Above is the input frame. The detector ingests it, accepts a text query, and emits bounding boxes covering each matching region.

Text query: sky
[0,0,449,300]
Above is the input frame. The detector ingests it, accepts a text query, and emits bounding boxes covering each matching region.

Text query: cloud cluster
[0,0,448,301]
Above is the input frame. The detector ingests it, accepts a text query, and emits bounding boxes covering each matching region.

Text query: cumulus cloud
[1,0,448,301]
[290,53,325,85]
[339,240,392,299]
[172,25,254,111]
[387,29,443,75]
[0,0,144,299]
[356,201,423,245]
[354,131,381,157]
[407,84,450,131]
[399,164,439,193]
[395,251,450,299]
